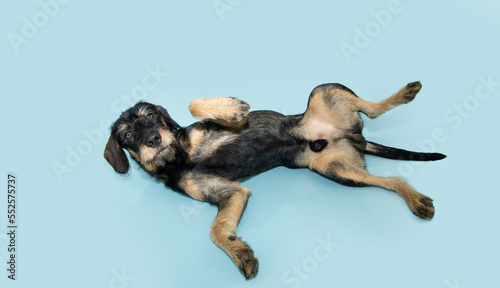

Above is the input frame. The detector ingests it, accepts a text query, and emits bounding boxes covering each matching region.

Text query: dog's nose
[146,132,162,148]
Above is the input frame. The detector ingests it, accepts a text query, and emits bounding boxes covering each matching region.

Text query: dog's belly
[190,112,306,180]
[305,117,343,139]
[194,132,303,180]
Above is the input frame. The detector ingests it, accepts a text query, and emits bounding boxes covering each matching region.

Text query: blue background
[1,0,499,287]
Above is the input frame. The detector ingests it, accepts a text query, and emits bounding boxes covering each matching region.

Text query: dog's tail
[364,141,446,161]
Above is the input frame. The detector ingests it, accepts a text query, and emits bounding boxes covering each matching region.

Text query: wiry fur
[104,82,446,279]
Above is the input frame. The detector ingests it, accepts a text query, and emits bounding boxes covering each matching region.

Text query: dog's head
[104,102,181,174]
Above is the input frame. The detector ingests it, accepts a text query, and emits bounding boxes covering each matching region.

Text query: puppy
[104,81,445,279]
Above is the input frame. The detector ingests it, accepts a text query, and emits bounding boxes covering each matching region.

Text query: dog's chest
[183,117,304,179]
[186,128,239,162]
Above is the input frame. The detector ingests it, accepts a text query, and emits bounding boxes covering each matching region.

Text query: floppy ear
[104,135,130,174]
[155,105,181,131]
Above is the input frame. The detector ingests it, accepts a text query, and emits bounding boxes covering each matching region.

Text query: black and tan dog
[104,81,445,279]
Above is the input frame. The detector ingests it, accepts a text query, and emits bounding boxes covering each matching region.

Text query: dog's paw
[225,97,250,122]
[400,81,422,103]
[242,258,259,280]
[410,195,435,220]
[235,243,259,279]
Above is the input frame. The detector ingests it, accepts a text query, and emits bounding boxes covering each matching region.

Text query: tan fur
[184,128,205,156]
[292,88,362,141]
[137,128,177,173]
[177,172,208,201]
[116,124,130,135]
[128,150,141,163]
[308,140,364,170]
[293,90,342,140]
[181,126,239,162]
[354,81,422,119]
[192,132,238,162]
[189,97,249,124]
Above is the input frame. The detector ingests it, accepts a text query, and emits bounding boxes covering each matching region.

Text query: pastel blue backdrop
[1,0,499,287]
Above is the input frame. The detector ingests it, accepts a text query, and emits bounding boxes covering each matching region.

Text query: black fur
[365,141,446,161]
[190,111,306,181]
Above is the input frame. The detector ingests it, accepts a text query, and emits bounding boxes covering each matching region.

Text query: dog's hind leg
[178,174,258,279]
[292,81,422,142]
[352,81,423,119]
[305,142,435,220]
[189,97,250,128]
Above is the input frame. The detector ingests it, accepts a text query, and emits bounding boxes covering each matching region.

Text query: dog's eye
[125,132,132,138]
[146,113,154,120]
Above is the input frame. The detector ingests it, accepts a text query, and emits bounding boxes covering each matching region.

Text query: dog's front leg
[178,174,259,279]
[210,187,258,279]
[188,97,250,128]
